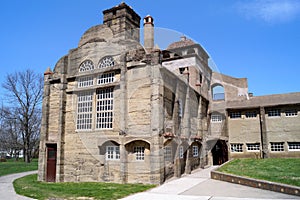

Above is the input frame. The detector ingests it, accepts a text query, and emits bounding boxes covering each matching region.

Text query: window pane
[231,144,243,152]
[134,146,145,161]
[77,91,93,130]
[96,88,114,129]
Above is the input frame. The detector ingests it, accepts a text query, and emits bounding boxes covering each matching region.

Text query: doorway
[46,144,57,182]
[211,140,228,165]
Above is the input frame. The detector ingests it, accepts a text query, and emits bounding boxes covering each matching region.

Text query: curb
[211,167,300,197]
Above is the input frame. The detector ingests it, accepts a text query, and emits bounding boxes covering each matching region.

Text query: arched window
[98,56,114,68]
[212,85,225,100]
[79,60,94,72]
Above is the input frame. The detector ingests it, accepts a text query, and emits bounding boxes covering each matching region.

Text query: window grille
[134,146,145,161]
[285,110,298,117]
[179,146,184,158]
[96,88,113,129]
[211,115,222,122]
[79,60,94,72]
[192,146,199,157]
[76,91,93,130]
[246,143,260,151]
[288,142,300,151]
[97,72,115,85]
[106,146,120,160]
[231,143,243,152]
[230,112,241,119]
[164,146,172,162]
[270,142,284,152]
[245,111,257,118]
[78,76,94,88]
[267,109,281,117]
[99,56,114,68]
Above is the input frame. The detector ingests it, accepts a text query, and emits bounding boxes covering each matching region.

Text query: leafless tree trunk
[2,69,43,163]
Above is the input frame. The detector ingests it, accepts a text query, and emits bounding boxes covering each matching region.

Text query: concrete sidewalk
[121,166,300,200]
[1,168,300,200]
[0,171,37,200]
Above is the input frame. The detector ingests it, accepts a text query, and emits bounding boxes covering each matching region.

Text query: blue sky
[0,0,299,97]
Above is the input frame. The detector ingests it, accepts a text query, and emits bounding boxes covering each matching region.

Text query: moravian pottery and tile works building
[38,3,300,184]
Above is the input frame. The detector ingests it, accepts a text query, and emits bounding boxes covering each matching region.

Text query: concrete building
[38,3,300,184]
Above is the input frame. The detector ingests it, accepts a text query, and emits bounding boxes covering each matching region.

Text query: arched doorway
[211,140,228,165]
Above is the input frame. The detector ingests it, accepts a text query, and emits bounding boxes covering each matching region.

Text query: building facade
[38,3,300,184]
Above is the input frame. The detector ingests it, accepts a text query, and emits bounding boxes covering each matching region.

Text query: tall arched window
[212,85,225,100]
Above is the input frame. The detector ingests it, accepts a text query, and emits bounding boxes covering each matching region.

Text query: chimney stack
[143,15,154,51]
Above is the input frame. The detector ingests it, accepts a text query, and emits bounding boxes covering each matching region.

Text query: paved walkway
[0,171,37,200]
[1,168,300,200]
[121,166,300,200]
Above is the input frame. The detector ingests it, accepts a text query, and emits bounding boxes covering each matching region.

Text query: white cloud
[236,0,300,23]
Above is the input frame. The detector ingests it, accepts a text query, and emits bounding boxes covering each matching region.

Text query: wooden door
[46,144,57,182]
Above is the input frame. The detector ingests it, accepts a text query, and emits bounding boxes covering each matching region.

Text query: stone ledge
[211,168,300,197]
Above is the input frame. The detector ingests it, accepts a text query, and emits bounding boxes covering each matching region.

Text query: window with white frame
[211,114,222,123]
[285,110,298,117]
[229,112,241,119]
[270,142,284,152]
[134,146,145,161]
[288,142,300,151]
[246,143,260,151]
[76,91,93,130]
[164,146,172,162]
[96,88,113,129]
[99,56,114,68]
[245,111,257,118]
[79,60,94,72]
[179,146,184,158]
[192,145,199,157]
[97,72,115,85]
[78,76,94,88]
[106,146,120,160]
[231,143,243,152]
[267,109,281,117]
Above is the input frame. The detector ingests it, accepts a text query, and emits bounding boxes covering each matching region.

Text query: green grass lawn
[0,159,38,176]
[217,158,300,187]
[14,174,156,200]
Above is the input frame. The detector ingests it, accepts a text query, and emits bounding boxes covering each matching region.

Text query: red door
[46,144,57,182]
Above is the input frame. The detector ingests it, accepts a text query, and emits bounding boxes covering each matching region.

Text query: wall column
[259,107,269,158]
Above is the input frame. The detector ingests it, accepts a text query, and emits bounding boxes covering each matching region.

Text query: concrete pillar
[150,62,164,184]
[119,54,128,183]
[185,147,191,174]
[38,69,52,182]
[259,107,269,158]
[57,74,67,182]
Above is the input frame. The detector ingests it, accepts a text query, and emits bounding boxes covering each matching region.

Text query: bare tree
[2,69,43,163]
[0,106,23,160]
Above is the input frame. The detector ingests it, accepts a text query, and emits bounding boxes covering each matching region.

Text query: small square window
[134,146,145,161]
[245,111,257,118]
[231,143,243,152]
[211,115,222,123]
[267,109,281,117]
[285,110,298,117]
[270,142,284,152]
[288,142,300,151]
[230,112,241,119]
[106,146,120,160]
[246,143,260,151]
